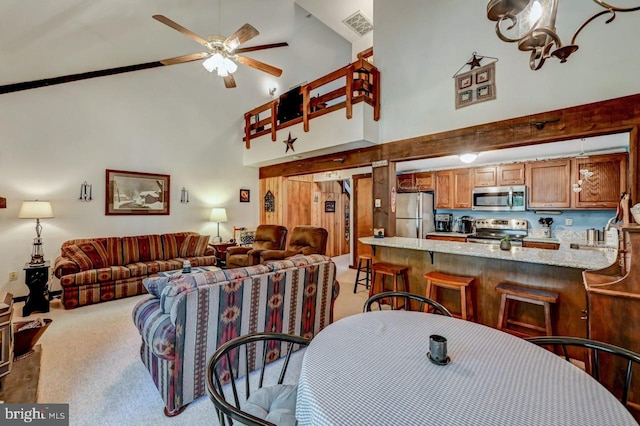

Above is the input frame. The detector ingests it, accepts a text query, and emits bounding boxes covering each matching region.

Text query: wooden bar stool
[353,254,372,293]
[495,282,559,338]
[424,271,475,321]
[370,263,410,309]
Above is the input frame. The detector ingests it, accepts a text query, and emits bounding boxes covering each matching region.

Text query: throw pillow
[179,234,210,257]
[63,241,110,271]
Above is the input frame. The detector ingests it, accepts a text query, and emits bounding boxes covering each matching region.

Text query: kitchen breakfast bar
[359,236,616,339]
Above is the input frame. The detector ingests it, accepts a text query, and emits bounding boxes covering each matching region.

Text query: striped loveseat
[53,232,216,309]
[132,254,339,416]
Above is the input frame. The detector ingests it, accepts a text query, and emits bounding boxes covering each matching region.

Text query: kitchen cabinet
[572,153,627,209]
[474,164,525,187]
[435,170,453,209]
[526,159,572,209]
[426,235,467,242]
[498,163,525,185]
[397,173,415,192]
[474,167,497,187]
[414,171,435,191]
[522,241,560,250]
[453,169,472,209]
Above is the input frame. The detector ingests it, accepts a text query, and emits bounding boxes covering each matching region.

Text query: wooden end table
[210,242,237,268]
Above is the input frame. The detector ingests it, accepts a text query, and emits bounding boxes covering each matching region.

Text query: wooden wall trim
[259,93,640,179]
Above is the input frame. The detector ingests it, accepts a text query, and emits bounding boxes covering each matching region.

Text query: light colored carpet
[14,254,366,425]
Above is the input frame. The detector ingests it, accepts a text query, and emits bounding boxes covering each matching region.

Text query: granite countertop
[359,236,616,270]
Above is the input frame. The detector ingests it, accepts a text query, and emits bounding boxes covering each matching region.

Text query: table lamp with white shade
[19,200,54,265]
[209,207,227,243]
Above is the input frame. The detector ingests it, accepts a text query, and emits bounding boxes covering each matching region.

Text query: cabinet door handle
[580,309,588,321]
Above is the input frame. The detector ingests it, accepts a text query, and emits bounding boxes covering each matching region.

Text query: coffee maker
[435,213,453,232]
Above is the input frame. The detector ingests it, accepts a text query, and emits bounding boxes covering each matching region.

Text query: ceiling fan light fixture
[202,56,217,72]
[224,57,238,74]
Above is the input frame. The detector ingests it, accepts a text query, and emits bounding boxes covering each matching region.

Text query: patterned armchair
[226,225,288,269]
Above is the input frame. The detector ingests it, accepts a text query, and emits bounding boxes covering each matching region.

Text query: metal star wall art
[283,132,297,152]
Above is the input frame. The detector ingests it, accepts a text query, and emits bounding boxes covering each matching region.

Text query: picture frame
[324,200,336,213]
[240,189,250,203]
[105,169,170,215]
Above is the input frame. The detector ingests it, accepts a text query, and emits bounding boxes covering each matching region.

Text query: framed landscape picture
[105,169,170,215]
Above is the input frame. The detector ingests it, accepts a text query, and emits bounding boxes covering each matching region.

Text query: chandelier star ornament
[283,132,297,153]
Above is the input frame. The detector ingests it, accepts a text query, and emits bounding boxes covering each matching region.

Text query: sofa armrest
[53,256,80,278]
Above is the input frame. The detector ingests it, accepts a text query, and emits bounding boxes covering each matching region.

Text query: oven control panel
[475,218,528,231]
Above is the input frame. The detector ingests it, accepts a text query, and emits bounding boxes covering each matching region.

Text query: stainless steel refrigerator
[396,192,435,238]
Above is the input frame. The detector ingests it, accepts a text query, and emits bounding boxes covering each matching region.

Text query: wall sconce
[269,87,277,97]
[180,187,189,204]
[487,0,640,70]
[79,181,93,202]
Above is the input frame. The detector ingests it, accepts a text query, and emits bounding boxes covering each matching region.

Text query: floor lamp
[210,208,227,243]
[19,200,54,265]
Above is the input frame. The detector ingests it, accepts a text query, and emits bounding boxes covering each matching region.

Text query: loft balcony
[242,58,381,167]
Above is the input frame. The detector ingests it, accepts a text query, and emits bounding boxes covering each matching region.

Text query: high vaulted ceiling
[0,0,373,87]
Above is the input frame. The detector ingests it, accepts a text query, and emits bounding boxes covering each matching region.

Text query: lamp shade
[209,208,227,223]
[19,201,54,219]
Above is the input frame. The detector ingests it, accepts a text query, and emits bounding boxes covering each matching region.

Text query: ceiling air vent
[342,11,373,37]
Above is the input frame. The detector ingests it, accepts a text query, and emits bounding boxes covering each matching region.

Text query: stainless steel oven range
[466,218,528,246]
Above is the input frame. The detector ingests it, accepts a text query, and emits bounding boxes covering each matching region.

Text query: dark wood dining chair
[526,336,640,409]
[206,332,310,426]
[363,291,452,317]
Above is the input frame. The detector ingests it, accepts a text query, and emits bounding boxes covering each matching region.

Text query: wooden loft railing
[242,58,380,149]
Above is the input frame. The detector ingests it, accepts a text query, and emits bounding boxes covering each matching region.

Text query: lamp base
[212,236,222,243]
[30,237,45,265]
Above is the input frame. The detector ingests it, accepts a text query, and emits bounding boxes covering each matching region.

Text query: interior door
[353,173,373,267]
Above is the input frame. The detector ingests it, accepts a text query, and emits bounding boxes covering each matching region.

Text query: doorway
[352,173,373,268]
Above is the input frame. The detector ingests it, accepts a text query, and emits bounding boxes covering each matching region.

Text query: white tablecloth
[296,311,638,426]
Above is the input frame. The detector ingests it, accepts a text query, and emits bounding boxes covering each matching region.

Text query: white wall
[0,4,350,298]
[374,0,640,143]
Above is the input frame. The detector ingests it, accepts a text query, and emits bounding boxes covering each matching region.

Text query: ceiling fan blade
[153,15,209,46]
[159,52,209,66]
[235,42,288,54]
[224,23,259,50]
[236,56,282,77]
[223,74,237,89]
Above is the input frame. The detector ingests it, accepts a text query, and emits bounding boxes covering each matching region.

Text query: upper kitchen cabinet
[474,163,525,187]
[415,171,435,191]
[526,159,572,209]
[453,169,473,209]
[474,166,497,187]
[572,153,627,209]
[397,173,415,193]
[498,163,525,185]
[436,170,453,209]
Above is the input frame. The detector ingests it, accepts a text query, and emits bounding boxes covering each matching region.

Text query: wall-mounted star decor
[283,132,297,152]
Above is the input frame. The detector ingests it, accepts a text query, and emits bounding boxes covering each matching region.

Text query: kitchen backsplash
[438,209,617,234]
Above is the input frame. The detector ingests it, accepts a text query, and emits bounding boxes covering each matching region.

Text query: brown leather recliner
[260,226,329,263]
[226,225,288,269]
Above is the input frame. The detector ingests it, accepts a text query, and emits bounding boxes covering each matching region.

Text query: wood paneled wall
[259,176,349,257]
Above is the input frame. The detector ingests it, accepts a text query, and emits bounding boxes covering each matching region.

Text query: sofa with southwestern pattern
[132,254,339,416]
[53,232,216,309]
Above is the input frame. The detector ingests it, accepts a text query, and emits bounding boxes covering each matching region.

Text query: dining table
[295,310,638,426]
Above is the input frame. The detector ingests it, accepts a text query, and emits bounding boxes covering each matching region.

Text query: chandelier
[487,0,640,70]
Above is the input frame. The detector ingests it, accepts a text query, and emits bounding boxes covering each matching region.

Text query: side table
[210,242,237,269]
[23,261,50,317]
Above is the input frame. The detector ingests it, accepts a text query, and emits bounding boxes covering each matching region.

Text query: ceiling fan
[153,14,287,88]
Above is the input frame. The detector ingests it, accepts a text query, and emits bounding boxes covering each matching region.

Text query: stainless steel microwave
[472,186,526,211]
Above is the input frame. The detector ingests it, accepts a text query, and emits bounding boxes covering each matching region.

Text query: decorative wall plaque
[264,190,275,213]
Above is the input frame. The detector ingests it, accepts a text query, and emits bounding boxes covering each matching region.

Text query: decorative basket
[13,318,52,360]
